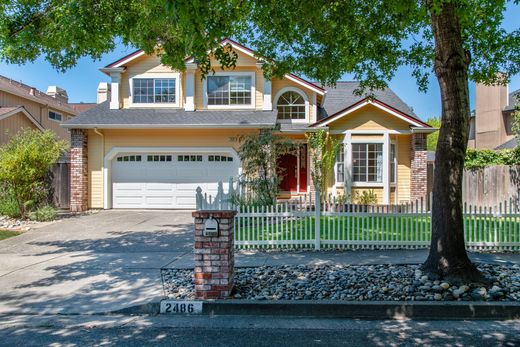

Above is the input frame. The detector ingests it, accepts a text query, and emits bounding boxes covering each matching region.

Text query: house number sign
[160,300,203,314]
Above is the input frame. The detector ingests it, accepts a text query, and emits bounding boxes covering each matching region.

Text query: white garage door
[112,152,239,209]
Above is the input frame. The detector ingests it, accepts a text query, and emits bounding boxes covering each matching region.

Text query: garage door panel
[112,151,238,209]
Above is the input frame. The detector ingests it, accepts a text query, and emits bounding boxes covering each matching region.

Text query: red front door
[278,153,298,192]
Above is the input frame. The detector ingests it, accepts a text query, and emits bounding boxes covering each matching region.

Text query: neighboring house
[468,81,519,150]
[62,39,434,212]
[0,74,96,145]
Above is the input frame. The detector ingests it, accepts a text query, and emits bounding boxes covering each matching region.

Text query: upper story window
[275,87,308,122]
[205,72,255,108]
[48,110,63,122]
[277,91,306,120]
[133,78,176,104]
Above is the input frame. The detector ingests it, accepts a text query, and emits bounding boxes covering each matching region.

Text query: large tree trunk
[422,1,481,282]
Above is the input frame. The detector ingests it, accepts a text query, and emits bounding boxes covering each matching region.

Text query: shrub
[28,205,58,222]
[464,149,520,169]
[355,190,378,205]
[0,129,67,218]
[0,188,21,218]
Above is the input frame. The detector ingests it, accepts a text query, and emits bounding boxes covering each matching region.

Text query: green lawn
[0,229,21,241]
[235,215,520,244]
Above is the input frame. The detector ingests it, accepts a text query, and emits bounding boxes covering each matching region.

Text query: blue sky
[0,5,518,120]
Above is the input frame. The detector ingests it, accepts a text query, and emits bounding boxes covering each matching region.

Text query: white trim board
[0,107,45,131]
[103,146,241,209]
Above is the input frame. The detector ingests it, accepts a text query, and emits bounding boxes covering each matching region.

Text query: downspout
[93,128,105,208]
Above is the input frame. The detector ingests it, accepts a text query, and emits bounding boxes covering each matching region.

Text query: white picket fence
[196,184,520,251]
[236,194,520,251]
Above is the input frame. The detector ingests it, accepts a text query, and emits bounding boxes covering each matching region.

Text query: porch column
[70,129,88,212]
[411,133,428,202]
[185,63,197,111]
[343,131,352,196]
[383,132,390,204]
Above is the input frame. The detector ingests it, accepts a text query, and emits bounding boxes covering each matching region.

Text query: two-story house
[63,39,434,211]
[0,74,94,145]
[468,81,519,150]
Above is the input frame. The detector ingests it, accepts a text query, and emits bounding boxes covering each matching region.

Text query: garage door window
[178,155,203,162]
[209,155,233,162]
[117,155,142,162]
[147,155,172,162]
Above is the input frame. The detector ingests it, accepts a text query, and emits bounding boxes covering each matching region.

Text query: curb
[112,300,520,320]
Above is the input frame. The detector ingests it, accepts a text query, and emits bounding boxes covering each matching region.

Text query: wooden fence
[46,162,70,209]
[462,166,520,207]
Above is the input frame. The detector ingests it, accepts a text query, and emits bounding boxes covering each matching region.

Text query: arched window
[276,90,307,120]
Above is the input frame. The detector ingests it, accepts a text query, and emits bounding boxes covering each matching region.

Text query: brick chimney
[474,81,510,149]
[46,86,69,104]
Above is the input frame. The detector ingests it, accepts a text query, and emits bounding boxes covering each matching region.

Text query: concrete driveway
[0,210,194,314]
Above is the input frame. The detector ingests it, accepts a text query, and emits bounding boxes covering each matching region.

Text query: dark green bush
[464,149,520,169]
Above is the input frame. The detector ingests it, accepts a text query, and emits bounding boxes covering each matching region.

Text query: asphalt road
[1,314,519,347]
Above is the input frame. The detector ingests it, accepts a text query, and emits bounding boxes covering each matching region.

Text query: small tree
[0,130,67,218]
[426,117,441,151]
[237,129,294,206]
[306,129,341,198]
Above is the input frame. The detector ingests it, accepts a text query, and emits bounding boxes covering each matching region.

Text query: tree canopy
[1,1,518,87]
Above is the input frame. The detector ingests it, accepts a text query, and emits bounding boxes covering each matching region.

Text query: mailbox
[203,217,219,237]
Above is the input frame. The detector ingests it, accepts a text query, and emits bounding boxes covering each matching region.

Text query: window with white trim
[48,110,63,122]
[352,143,383,183]
[335,147,344,184]
[209,155,233,162]
[178,155,203,162]
[207,75,252,105]
[133,78,176,104]
[277,91,306,120]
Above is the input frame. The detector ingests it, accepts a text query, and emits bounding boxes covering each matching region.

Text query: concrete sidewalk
[0,209,518,315]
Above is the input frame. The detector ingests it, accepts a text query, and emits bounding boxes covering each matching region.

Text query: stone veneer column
[192,210,236,300]
[70,129,88,212]
[410,133,428,202]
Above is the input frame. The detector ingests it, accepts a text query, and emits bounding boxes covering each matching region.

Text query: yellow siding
[0,112,38,145]
[396,135,411,203]
[0,91,73,141]
[272,77,316,123]
[328,104,412,131]
[87,129,259,208]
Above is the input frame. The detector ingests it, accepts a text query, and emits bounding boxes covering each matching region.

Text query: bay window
[352,143,383,183]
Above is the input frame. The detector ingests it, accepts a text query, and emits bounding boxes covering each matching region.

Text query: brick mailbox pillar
[192,210,236,300]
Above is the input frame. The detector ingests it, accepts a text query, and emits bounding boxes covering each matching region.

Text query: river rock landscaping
[161,263,520,301]
[0,215,36,231]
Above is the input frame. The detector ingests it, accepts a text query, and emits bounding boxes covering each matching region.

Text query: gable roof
[0,106,45,131]
[103,38,326,96]
[0,75,76,114]
[311,82,430,128]
[62,101,278,129]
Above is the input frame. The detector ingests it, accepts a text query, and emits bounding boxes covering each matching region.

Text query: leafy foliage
[28,205,58,222]
[426,117,441,151]
[0,187,20,218]
[354,190,378,205]
[464,149,520,169]
[306,130,340,196]
[0,130,67,218]
[236,129,294,206]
